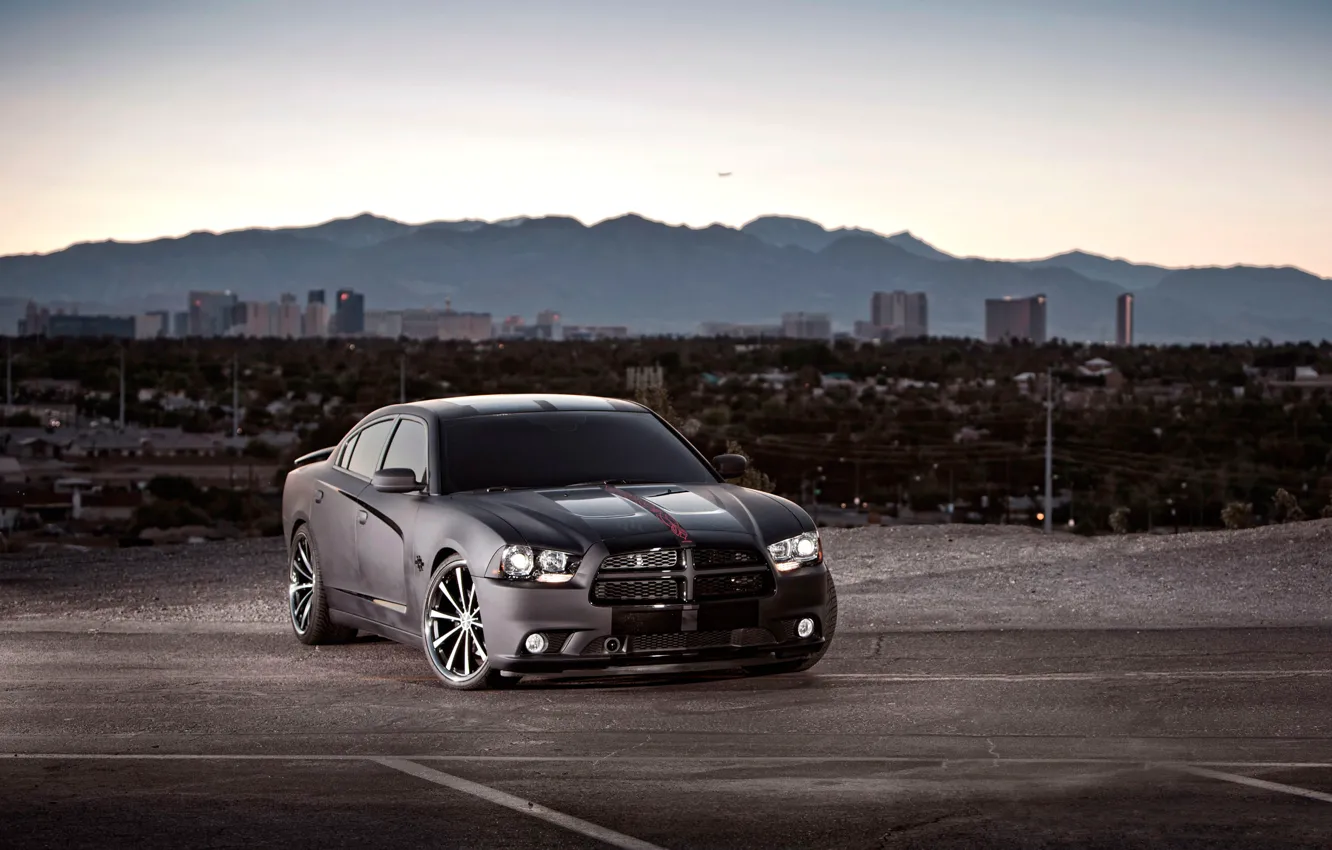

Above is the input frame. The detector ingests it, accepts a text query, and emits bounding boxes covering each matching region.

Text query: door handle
[314,489,324,504]
[357,510,368,525]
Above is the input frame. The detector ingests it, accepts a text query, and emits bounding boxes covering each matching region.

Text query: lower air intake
[581,628,777,655]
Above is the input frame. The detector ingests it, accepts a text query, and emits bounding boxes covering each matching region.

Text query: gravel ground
[2,521,1330,630]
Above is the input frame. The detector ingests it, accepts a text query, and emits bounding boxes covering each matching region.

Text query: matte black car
[282,393,837,689]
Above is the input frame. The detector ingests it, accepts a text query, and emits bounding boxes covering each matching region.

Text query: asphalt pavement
[3,523,1331,848]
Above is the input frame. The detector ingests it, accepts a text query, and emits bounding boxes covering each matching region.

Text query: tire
[744,568,838,676]
[288,524,356,646]
[421,555,518,690]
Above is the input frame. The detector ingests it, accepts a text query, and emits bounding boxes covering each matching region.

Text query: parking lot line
[820,670,1332,682]
[1165,764,1332,804]
[374,757,668,850]
[5,754,1332,770]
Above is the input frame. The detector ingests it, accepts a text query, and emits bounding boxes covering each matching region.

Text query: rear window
[440,411,715,492]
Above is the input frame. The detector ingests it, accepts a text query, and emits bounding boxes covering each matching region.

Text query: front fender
[406,499,523,623]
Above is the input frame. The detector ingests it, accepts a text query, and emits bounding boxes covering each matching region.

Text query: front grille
[580,628,778,655]
[694,571,773,600]
[592,577,683,603]
[600,549,680,570]
[693,547,765,569]
[633,630,731,652]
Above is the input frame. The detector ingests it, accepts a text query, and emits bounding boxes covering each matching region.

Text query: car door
[319,416,397,600]
[353,415,428,627]
[305,428,370,595]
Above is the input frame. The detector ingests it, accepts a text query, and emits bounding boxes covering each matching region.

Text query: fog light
[796,617,815,639]
[524,633,548,654]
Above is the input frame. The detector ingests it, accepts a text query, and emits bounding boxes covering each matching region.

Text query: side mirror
[372,468,422,493]
[712,453,749,478]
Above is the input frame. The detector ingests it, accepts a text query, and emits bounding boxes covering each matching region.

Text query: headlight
[499,544,579,583]
[767,531,821,572]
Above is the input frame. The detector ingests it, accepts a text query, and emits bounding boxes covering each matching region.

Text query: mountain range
[1,213,1327,343]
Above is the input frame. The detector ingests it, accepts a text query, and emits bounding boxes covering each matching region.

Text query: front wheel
[421,556,518,690]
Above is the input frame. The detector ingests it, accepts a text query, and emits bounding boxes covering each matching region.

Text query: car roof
[377,393,648,422]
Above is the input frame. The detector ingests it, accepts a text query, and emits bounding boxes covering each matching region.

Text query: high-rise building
[334,289,364,335]
[135,311,169,339]
[303,301,329,338]
[19,301,50,336]
[308,289,326,305]
[401,309,441,340]
[239,301,279,337]
[870,291,928,338]
[497,315,526,338]
[187,290,239,337]
[853,320,881,340]
[172,312,188,338]
[1116,293,1134,346]
[781,312,833,340]
[276,294,303,338]
[440,299,493,342]
[985,294,1048,344]
[534,309,563,341]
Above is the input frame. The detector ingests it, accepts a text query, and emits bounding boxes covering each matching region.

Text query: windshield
[440,410,717,492]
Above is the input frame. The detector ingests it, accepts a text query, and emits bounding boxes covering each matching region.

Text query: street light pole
[1044,367,1053,534]
[232,353,240,436]
[118,347,126,430]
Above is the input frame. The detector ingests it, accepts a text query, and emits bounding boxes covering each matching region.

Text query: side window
[381,418,428,483]
[344,419,395,478]
[336,432,359,468]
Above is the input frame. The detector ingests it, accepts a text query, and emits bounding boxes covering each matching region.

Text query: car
[281,393,837,689]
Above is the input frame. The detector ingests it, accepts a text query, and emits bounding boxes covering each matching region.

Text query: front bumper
[475,562,831,676]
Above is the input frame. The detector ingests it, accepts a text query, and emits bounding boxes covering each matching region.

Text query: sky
[1,0,1330,275]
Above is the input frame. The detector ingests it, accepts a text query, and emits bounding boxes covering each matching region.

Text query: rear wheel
[422,556,518,690]
[288,525,356,646]
[744,568,838,676]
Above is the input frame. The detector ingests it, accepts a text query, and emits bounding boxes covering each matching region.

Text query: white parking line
[1166,764,1332,804]
[374,757,668,850]
[5,754,1332,769]
[820,670,1332,682]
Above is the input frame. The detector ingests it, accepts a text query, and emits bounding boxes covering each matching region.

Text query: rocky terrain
[3,521,1330,631]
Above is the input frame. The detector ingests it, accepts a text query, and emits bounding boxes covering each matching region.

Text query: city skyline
[2,1,1330,276]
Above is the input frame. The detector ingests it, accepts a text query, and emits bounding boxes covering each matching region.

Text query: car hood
[456,482,807,554]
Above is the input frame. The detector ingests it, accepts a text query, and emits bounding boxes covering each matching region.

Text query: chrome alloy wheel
[427,563,488,681]
[288,532,316,634]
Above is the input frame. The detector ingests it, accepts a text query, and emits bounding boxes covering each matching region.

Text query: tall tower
[985,295,1047,344]
[1116,293,1134,346]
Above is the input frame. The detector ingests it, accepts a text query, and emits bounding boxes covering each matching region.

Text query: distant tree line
[4,335,1331,534]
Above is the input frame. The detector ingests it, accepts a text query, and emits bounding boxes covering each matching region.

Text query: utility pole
[1044,367,1053,534]
[232,353,240,436]
[399,354,406,404]
[118,347,126,430]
